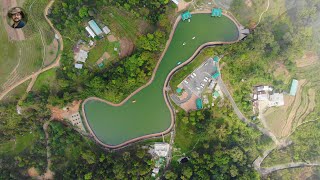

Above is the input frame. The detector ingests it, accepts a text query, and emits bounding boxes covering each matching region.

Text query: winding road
[0,0,63,101]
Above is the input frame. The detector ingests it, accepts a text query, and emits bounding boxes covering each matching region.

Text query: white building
[75,49,88,63]
[269,93,284,107]
[102,26,111,35]
[85,26,96,38]
[172,0,179,5]
[154,143,170,157]
[257,92,269,101]
[75,63,83,69]
[256,86,273,92]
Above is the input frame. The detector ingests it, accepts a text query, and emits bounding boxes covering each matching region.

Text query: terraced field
[0,0,57,98]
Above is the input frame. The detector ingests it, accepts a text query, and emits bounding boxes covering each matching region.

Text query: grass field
[98,6,152,42]
[86,39,119,68]
[0,132,38,155]
[32,68,57,92]
[0,0,56,98]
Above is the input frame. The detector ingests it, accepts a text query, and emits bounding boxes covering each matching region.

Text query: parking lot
[182,57,218,96]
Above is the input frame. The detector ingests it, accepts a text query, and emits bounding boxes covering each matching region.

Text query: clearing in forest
[296,51,319,68]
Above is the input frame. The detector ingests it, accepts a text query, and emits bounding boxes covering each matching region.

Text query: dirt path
[41,119,54,179]
[253,0,270,28]
[0,0,63,101]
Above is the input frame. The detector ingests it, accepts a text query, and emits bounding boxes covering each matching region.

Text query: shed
[212,8,222,17]
[196,98,203,109]
[213,56,219,62]
[213,91,220,99]
[172,0,179,5]
[75,63,83,69]
[176,88,182,94]
[88,20,103,35]
[85,26,96,38]
[181,11,192,21]
[102,26,111,35]
[212,72,220,79]
[290,79,298,96]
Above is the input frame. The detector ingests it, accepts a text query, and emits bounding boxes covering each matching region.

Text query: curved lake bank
[83,13,240,147]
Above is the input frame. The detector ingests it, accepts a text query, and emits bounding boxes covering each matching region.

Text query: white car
[192,73,196,77]
[184,80,189,84]
[204,77,209,80]
[204,79,208,82]
[196,87,200,90]
[190,74,194,78]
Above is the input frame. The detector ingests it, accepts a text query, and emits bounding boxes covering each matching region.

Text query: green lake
[84,14,239,146]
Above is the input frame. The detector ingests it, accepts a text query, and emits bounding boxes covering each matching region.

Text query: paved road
[217,77,280,144]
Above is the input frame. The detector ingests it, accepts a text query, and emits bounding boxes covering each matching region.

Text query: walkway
[81,12,245,149]
[0,0,63,101]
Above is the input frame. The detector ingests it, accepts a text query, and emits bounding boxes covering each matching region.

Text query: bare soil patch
[28,167,39,177]
[177,1,192,12]
[180,94,198,112]
[296,51,318,68]
[245,0,253,7]
[96,52,111,65]
[50,100,82,120]
[273,62,290,83]
[44,38,58,66]
[107,34,117,42]
[119,38,134,58]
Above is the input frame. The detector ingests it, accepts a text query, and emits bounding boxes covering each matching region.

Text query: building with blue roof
[181,11,192,21]
[289,79,298,96]
[211,8,222,17]
[88,20,103,36]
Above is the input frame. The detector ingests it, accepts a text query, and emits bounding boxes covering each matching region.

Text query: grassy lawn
[86,39,119,67]
[98,6,149,42]
[0,132,38,155]
[32,68,57,91]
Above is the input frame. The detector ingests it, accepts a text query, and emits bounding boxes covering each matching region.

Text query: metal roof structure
[85,26,96,38]
[290,79,298,96]
[171,0,179,5]
[181,11,191,21]
[75,63,83,69]
[88,20,103,35]
[212,8,222,17]
[102,26,111,35]
[75,49,88,63]
[196,98,203,109]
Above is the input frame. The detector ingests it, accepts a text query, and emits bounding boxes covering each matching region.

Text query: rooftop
[75,63,83,69]
[181,11,191,21]
[102,26,111,35]
[290,79,298,96]
[88,20,103,35]
[154,143,170,157]
[75,49,88,63]
[85,26,96,38]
